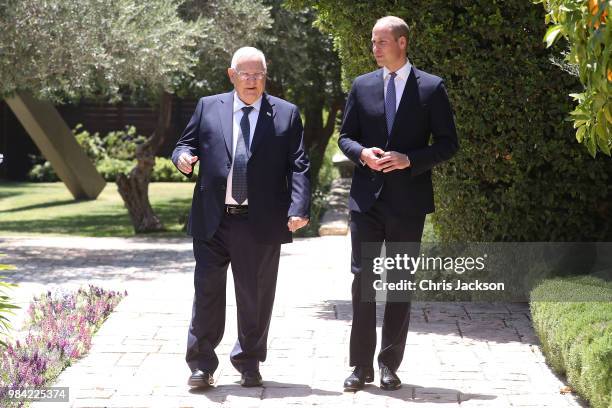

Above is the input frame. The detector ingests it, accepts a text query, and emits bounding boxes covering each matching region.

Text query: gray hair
[375,16,410,42]
[230,47,267,71]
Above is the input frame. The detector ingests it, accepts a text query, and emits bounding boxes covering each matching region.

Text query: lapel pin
[266,111,272,117]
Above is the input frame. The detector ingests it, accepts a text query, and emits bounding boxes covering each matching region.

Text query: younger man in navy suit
[339,16,459,391]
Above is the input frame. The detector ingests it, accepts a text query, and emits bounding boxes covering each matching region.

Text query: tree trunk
[116,91,173,233]
[304,100,342,187]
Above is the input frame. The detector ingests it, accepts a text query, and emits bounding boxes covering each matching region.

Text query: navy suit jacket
[338,66,459,215]
[172,91,310,244]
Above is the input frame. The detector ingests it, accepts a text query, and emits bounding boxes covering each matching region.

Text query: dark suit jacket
[172,91,310,244]
[338,66,459,215]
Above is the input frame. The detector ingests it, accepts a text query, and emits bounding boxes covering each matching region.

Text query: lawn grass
[0,181,437,240]
[0,182,194,237]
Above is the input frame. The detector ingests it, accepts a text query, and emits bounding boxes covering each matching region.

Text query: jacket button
[226,163,231,169]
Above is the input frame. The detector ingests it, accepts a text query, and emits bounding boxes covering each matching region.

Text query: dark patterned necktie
[385,71,397,137]
[231,106,253,204]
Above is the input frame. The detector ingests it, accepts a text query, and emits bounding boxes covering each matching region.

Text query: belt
[225,205,248,215]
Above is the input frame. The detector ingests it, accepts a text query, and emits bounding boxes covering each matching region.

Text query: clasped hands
[179,153,308,233]
[360,147,411,172]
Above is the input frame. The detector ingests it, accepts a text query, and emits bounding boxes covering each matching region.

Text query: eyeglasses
[235,71,266,81]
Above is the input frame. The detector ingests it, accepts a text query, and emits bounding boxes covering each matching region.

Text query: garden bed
[0,286,126,407]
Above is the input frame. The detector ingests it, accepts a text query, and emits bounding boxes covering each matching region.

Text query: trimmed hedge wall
[294,0,612,241]
[530,277,612,408]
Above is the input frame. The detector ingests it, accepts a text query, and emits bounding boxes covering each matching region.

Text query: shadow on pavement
[189,381,343,399]
[312,299,537,345]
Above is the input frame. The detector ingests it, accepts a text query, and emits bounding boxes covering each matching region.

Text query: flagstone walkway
[1,235,585,408]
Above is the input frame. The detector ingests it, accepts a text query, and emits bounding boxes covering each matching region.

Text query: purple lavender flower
[0,286,125,406]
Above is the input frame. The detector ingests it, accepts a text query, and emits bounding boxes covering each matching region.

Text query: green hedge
[293,0,612,241]
[530,277,612,408]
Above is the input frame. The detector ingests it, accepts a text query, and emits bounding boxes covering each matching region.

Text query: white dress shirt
[383,60,412,110]
[225,94,262,205]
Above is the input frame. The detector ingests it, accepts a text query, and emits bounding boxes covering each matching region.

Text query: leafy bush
[95,158,135,181]
[530,276,612,408]
[151,157,192,182]
[294,0,612,241]
[27,161,59,182]
[28,124,191,182]
[73,124,147,161]
[535,0,611,157]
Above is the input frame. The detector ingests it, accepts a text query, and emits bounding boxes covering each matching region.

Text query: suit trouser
[349,196,426,372]
[186,213,281,374]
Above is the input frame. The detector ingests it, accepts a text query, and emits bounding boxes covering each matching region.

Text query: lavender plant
[0,286,126,407]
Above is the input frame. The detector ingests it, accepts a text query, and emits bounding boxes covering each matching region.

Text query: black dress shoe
[343,366,374,391]
[188,369,214,388]
[379,365,401,390]
[241,370,263,387]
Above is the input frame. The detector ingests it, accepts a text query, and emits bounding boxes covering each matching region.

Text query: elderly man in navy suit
[339,16,459,391]
[173,46,310,388]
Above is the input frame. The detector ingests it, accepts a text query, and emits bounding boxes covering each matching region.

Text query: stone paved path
[1,235,585,407]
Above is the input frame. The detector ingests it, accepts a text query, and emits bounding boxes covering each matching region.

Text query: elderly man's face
[228,57,266,105]
[371,24,406,69]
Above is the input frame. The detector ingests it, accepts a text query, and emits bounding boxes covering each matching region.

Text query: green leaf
[576,124,587,142]
[586,130,597,157]
[544,25,563,47]
[569,93,585,102]
[596,111,611,155]
[604,105,612,124]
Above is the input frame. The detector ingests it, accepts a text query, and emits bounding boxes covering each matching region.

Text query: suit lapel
[374,70,388,139]
[216,91,234,159]
[365,69,388,147]
[218,91,234,159]
[249,94,274,160]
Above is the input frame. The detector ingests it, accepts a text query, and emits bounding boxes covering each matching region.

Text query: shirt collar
[233,93,263,113]
[383,59,411,82]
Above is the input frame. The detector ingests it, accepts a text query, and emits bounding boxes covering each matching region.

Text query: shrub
[72,124,106,162]
[151,157,192,182]
[530,276,612,408]
[95,158,135,181]
[27,161,59,182]
[28,124,192,182]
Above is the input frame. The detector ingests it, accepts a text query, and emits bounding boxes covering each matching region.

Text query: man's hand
[177,152,199,174]
[360,147,386,171]
[376,151,411,173]
[287,216,309,232]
